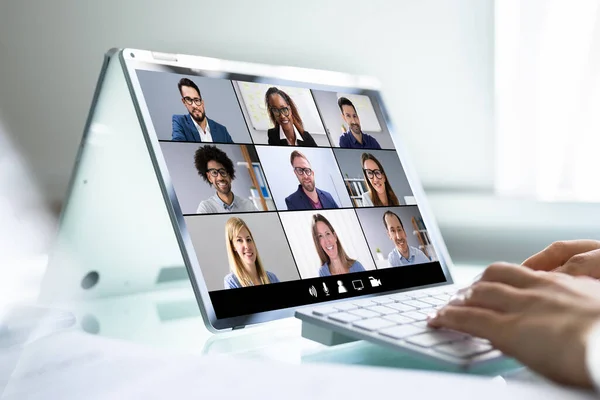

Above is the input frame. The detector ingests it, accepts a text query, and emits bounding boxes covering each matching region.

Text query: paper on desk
[0,330,596,400]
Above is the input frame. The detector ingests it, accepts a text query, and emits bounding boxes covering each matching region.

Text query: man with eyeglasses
[194,145,257,214]
[284,150,339,210]
[172,78,233,143]
[383,211,430,267]
[338,97,381,149]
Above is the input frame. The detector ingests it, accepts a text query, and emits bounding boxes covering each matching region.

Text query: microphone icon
[322,282,330,296]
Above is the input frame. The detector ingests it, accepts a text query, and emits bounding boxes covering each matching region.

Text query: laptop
[44,48,501,367]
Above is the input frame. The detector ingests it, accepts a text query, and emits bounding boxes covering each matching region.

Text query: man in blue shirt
[383,210,430,267]
[285,150,339,210]
[337,97,382,149]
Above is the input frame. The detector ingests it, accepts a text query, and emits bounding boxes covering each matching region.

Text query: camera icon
[369,277,382,287]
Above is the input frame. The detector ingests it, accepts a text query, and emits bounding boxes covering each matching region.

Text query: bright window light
[495,0,600,202]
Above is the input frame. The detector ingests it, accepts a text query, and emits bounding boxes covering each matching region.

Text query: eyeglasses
[207,168,229,178]
[363,168,384,179]
[183,97,203,106]
[271,107,290,117]
[294,167,313,176]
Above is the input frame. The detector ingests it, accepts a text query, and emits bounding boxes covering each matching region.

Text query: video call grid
[138,69,436,293]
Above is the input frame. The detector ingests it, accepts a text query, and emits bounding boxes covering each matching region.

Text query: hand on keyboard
[428,262,600,388]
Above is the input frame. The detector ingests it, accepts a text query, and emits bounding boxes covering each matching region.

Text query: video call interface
[135,68,447,320]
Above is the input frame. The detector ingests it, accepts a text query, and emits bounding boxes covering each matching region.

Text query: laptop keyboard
[296,285,504,366]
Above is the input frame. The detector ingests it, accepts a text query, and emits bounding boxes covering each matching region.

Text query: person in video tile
[172,78,233,143]
[312,213,366,276]
[265,87,317,147]
[338,97,381,149]
[285,151,339,210]
[194,145,258,214]
[383,211,430,266]
[361,153,400,207]
[223,217,280,288]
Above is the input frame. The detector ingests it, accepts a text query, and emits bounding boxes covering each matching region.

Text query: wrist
[586,318,600,391]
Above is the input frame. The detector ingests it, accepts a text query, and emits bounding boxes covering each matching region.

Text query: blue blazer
[285,185,339,210]
[171,114,233,143]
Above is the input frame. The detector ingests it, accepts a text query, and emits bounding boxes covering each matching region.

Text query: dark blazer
[267,127,318,147]
[172,114,233,143]
[285,185,339,210]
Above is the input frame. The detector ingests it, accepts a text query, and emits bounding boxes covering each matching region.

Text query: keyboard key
[434,340,493,358]
[401,311,429,321]
[423,287,445,295]
[433,295,451,302]
[408,292,430,299]
[349,308,380,319]
[351,299,378,307]
[328,312,362,323]
[404,300,434,309]
[371,297,395,305]
[382,314,415,324]
[411,320,429,328]
[334,302,358,311]
[366,305,398,315]
[312,306,338,316]
[406,331,467,348]
[353,317,397,331]
[417,308,438,317]
[389,293,413,302]
[419,297,447,307]
[385,303,416,312]
[379,324,426,339]
[428,287,453,296]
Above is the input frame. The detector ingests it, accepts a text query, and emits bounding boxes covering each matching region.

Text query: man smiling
[194,145,257,214]
[284,151,339,211]
[383,211,430,267]
[337,97,381,149]
[172,78,233,143]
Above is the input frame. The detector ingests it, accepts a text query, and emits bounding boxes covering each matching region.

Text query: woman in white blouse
[428,239,600,389]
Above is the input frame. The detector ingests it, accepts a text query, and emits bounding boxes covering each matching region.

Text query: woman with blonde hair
[223,217,279,288]
[311,213,366,277]
[360,153,400,207]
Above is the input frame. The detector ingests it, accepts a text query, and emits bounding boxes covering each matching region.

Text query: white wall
[0,0,494,208]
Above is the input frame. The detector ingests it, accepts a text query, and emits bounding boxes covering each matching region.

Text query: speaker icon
[309,285,318,297]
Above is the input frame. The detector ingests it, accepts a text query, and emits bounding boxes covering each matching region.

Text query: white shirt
[387,246,431,267]
[192,117,213,143]
[279,125,303,146]
[361,192,374,207]
[196,193,258,214]
[587,319,600,391]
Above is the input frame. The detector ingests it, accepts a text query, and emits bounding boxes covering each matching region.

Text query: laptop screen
[129,55,448,322]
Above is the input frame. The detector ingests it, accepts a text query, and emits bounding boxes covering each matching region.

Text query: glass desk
[58,264,540,382]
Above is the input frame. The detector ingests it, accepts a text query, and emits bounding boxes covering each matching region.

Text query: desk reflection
[64,286,519,377]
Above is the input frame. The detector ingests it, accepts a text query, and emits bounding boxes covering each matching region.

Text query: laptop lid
[122,48,456,330]
[44,48,454,331]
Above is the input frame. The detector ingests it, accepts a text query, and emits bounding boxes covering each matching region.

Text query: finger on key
[427,305,504,344]
[462,281,530,313]
[479,262,547,289]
